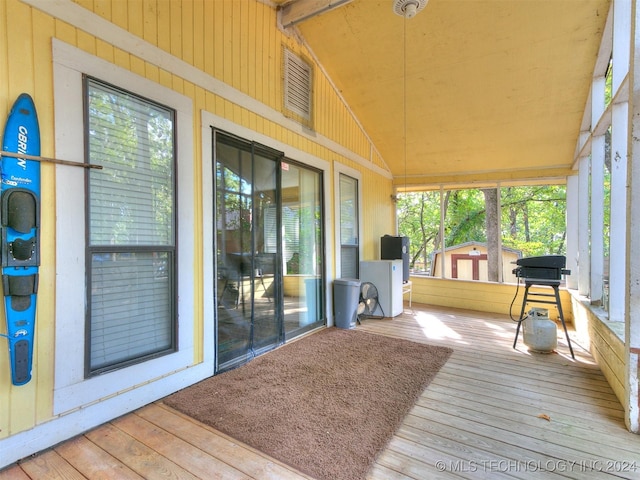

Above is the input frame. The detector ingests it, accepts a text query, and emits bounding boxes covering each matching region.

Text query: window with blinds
[85,77,176,375]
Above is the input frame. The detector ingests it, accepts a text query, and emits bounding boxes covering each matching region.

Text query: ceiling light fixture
[392,0,427,19]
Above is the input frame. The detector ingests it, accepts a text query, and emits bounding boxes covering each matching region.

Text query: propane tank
[523,308,558,353]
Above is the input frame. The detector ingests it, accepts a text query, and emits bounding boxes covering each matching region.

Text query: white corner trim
[24,0,392,180]
[201,116,215,366]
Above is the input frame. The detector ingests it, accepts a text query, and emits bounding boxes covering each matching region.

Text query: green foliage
[444,189,486,245]
[501,185,567,255]
[502,239,547,258]
[397,185,567,276]
[396,191,440,272]
[87,81,175,246]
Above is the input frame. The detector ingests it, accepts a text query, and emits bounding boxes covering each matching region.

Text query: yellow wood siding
[1,0,57,436]
[571,298,626,409]
[0,0,394,441]
[410,276,573,323]
[361,168,395,260]
[67,0,377,163]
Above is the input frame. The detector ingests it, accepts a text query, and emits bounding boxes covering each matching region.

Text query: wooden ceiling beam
[279,0,354,28]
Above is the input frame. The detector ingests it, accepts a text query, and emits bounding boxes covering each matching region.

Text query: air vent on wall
[284,49,312,122]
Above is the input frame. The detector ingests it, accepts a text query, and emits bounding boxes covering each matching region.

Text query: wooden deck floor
[3,304,640,479]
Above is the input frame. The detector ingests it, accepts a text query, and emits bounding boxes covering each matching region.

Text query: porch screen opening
[397,186,567,282]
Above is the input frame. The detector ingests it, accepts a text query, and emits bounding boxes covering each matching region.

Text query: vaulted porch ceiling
[277,0,610,187]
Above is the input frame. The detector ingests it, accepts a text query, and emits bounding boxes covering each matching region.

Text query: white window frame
[52,40,197,415]
[333,163,363,279]
[85,77,177,374]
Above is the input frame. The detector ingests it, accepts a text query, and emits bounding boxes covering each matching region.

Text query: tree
[482,188,500,282]
[397,185,567,278]
[396,191,441,272]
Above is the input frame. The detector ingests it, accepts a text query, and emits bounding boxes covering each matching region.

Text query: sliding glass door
[281,161,324,339]
[214,130,324,371]
[215,134,281,369]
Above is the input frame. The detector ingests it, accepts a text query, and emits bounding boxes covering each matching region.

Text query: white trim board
[53,39,207,415]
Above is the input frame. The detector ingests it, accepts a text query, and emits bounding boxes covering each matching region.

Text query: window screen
[85,77,176,374]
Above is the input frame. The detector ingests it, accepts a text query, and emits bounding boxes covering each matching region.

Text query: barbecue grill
[512,254,570,284]
[512,255,574,359]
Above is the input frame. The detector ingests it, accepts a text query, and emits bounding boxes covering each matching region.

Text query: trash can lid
[334,278,361,286]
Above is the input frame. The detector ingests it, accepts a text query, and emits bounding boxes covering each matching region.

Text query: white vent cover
[284,49,312,121]
[392,0,427,19]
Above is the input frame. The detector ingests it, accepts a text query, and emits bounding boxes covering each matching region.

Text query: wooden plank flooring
[3,304,640,479]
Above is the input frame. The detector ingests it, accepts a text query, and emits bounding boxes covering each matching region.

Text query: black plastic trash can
[333,278,361,329]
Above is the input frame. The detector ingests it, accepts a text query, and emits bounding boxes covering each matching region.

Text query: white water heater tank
[523,308,558,353]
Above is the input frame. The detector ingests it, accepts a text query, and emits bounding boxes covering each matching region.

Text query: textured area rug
[164,327,453,480]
